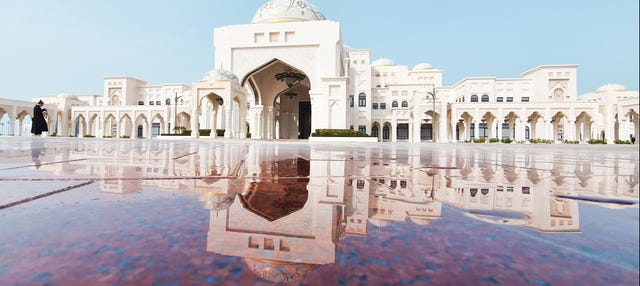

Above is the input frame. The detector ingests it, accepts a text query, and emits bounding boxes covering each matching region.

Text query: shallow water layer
[0,137,638,285]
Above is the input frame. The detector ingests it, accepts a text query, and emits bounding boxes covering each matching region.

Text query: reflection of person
[31,140,45,169]
[31,100,49,136]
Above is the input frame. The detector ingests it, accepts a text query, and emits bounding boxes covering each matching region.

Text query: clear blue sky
[0,0,638,101]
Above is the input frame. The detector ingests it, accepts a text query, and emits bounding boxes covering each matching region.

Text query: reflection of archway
[242,59,311,140]
[239,158,310,221]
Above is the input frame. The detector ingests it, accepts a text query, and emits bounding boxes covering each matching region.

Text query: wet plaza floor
[0,137,638,285]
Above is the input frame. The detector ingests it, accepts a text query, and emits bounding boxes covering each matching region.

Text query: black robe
[31,105,49,135]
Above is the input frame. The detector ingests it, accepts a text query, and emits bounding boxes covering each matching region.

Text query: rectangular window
[380,103,386,110]
[138,101,144,105]
[506,97,513,102]
[349,125,354,130]
[149,101,154,105]
[156,101,161,105]
[349,95,354,107]
[151,123,161,137]
[479,123,488,138]
[358,125,366,134]
[372,103,378,110]
[521,97,530,102]
[497,97,503,102]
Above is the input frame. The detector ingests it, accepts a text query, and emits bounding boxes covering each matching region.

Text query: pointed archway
[241,59,311,140]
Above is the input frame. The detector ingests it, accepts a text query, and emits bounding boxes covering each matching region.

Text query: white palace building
[0,0,638,143]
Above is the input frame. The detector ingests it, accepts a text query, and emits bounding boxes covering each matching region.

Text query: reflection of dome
[408,217,432,225]
[244,258,318,282]
[372,57,395,67]
[368,218,392,228]
[202,68,239,83]
[596,83,625,93]
[252,0,326,24]
[413,62,433,70]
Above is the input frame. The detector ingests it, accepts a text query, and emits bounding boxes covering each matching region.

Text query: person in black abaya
[31,100,49,136]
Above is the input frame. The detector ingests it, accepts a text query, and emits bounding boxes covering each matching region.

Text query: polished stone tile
[0,137,637,285]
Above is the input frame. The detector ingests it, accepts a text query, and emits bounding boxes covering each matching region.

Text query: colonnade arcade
[452,107,599,143]
[71,111,170,138]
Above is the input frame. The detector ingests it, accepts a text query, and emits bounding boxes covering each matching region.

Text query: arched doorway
[241,59,311,140]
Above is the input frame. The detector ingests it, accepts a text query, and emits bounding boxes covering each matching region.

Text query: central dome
[252,0,326,24]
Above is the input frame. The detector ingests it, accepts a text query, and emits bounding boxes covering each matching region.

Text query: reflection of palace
[31,140,638,281]
[1,0,638,143]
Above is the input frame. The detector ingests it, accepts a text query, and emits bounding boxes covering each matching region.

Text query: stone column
[224,106,232,138]
[391,119,397,142]
[438,113,447,143]
[266,106,274,139]
[412,117,421,143]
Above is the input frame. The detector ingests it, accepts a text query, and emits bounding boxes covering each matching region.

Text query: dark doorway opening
[298,101,311,139]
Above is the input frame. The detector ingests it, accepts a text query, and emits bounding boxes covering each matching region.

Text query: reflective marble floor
[0,137,638,285]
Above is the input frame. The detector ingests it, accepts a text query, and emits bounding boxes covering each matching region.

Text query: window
[481,94,489,102]
[496,97,504,102]
[165,98,171,105]
[349,95,354,107]
[470,123,475,139]
[397,123,409,140]
[156,101,161,105]
[502,123,510,139]
[358,125,366,134]
[401,100,408,107]
[149,101,154,105]
[138,101,144,105]
[372,103,378,110]
[151,123,161,137]
[358,93,366,107]
[521,97,530,102]
[506,97,514,102]
[392,101,398,108]
[380,103,386,110]
[479,122,488,138]
[471,94,478,102]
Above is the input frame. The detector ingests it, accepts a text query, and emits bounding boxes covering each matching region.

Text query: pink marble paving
[0,137,637,285]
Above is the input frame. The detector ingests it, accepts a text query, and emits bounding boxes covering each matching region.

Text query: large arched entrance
[242,59,312,140]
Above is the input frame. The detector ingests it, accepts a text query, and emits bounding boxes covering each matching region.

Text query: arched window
[358,93,366,107]
[165,98,171,105]
[392,101,398,108]
[471,94,479,102]
[481,94,489,102]
[401,101,408,107]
